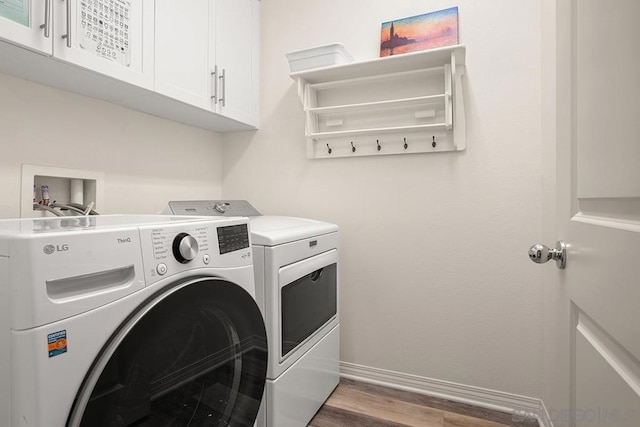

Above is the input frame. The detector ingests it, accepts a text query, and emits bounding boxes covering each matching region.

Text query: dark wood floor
[308,378,540,427]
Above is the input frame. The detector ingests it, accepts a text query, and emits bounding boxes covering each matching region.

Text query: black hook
[377,139,381,151]
[403,137,408,149]
[432,136,437,148]
[351,141,356,153]
[326,143,332,154]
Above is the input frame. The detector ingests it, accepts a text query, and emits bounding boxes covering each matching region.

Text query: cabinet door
[0,0,51,54]
[52,0,154,89]
[215,0,259,127]
[155,0,213,109]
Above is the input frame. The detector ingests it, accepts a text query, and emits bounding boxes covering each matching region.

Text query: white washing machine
[0,215,268,426]
[165,201,340,427]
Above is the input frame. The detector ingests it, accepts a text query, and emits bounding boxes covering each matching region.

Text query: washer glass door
[67,278,267,427]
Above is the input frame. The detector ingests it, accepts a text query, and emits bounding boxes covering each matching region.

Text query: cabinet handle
[39,0,51,38]
[211,66,218,104]
[219,68,226,107]
[61,0,71,48]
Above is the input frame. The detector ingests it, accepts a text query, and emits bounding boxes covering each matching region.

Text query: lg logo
[43,244,69,255]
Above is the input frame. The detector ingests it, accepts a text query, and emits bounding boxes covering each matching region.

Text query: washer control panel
[138,218,252,285]
[149,225,209,265]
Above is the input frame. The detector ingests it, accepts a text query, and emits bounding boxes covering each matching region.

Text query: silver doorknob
[528,241,566,269]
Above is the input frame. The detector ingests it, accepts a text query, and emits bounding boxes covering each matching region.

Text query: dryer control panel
[165,200,262,217]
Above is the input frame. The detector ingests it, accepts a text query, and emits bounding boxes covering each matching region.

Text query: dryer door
[67,278,267,427]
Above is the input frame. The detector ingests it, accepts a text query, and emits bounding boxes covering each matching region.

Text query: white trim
[340,362,553,427]
[538,400,553,427]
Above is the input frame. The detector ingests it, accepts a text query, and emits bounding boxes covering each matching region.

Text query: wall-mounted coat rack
[289,45,466,159]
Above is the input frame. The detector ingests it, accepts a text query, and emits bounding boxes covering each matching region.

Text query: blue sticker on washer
[47,330,67,358]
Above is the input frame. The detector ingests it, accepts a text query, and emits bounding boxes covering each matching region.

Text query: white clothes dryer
[0,215,267,427]
[165,201,340,427]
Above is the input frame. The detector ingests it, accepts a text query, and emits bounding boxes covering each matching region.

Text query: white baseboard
[339,362,553,427]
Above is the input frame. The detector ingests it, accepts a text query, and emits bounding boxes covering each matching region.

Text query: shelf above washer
[290,45,466,159]
[291,45,465,84]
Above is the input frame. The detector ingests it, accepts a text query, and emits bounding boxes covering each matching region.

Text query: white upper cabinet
[214,0,259,127]
[52,0,154,89]
[0,0,51,55]
[1,0,153,89]
[155,0,212,109]
[0,0,258,132]
[155,0,259,128]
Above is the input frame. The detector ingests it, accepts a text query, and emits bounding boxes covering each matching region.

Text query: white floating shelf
[291,45,465,84]
[307,67,445,91]
[290,45,466,159]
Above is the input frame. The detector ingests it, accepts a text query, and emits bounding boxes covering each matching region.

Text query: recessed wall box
[21,164,104,218]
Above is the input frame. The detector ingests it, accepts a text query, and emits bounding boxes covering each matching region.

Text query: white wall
[223,0,545,397]
[0,73,223,218]
[0,0,546,400]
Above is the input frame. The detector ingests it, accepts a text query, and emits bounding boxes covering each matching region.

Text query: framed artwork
[380,7,459,57]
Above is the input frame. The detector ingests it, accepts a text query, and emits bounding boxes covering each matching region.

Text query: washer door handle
[310,268,324,282]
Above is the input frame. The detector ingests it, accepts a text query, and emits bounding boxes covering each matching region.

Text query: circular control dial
[172,233,199,264]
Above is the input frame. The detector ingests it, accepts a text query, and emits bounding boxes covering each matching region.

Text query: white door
[155,0,213,109]
[52,0,154,89]
[0,0,50,54]
[542,0,640,426]
[215,0,259,126]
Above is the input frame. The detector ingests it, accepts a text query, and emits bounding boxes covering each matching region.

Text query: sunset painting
[380,7,459,57]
